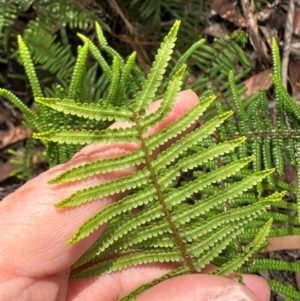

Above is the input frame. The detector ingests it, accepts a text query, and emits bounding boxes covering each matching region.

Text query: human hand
[0,90,271,301]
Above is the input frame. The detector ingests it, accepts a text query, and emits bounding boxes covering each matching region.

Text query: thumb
[137,274,271,301]
[0,90,199,278]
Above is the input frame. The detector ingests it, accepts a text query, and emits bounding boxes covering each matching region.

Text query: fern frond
[271,74,300,121]
[106,56,121,105]
[67,156,255,246]
[240,225,300,242]
[120,51,137,93]
[95,22,124,64]
[248,258,300,274]
[72,223,243,280]
[118,228,241,301]
[73,169,276,269]
[133,20,180,113]
[138,63,187,131]
[8,18,298,300]
[103,198,274,258]
[33,127,139,144]
[173,173,279,225]
[49,148,145,184]
[77,33,112,79]
[0,2,18,38]
[54,116,241,209]
[272,37,282,79]
[23,25,75,87]
[268,280,300,300]
[68,42,89,100]
[45,95,217,184]
[0,88,38,129]
[17,35,43,98]
[35,98,134,122]
[162,38,205,90]
[215,219,272,276]
[228,70,249,134]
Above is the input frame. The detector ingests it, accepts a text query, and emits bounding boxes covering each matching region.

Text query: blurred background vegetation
[0,0,289,179]
[0,0,251,105]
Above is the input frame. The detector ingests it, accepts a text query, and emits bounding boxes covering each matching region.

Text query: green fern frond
[268,280,300,300]
[173,174,279,226]
[271,74,300,121]
[248,258,300,274]
[35,98,134,122]
[240,226,300,242]
[215,219,272,276]
[228,70,249,134]
[133,20,180,113]
[75,219,246,278]
[5,18,299,300]
[108,197,275,257]
[68,42,89,100]
[106,56,121,105]
[77,33,112,79]
[73,222,244,280]
[43,95,216,184]
[95,22,123,64]
[118,228,242,301]
[120,51,137,93]
[73,169,277,269]
[33,127,139,144]
[0,88,38,129]
[53,111,235,208]
[0,2,18,38]
[272,37,282,79]
[139,63,187,130]
[162,38,205,90]
[67,156,255,246]
[17,35,43,98]
[49,148,145,184]
[23,25,75,87]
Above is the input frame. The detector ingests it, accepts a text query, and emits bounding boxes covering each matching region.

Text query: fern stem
[133,111,197,274]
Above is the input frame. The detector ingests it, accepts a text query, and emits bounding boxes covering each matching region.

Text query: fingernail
[214,287,260,301]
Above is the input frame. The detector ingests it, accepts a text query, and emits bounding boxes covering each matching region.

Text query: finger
[0,90,199,278]
[136,274,270,301]
[67,265,270,301]
[238,275,271,301]
[67,263,179,301]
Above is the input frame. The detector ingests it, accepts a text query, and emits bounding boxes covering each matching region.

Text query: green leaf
[68,42,89,99]
[48,95,219,184]
[268,280,300,299]
[18,35,43,98]
[215,219,273,276]
[272,38,282,79]
[67,156,254,246]
[133,20,180,113]
[35,97,134,122]
[71,223,242,280]
[48,148,145,184]
[138,63,187,131]
[33,127,139,144]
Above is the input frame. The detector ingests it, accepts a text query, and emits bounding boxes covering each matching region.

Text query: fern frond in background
[204,36,300,299]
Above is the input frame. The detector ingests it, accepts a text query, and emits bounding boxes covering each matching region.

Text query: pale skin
[0,90,271,301]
